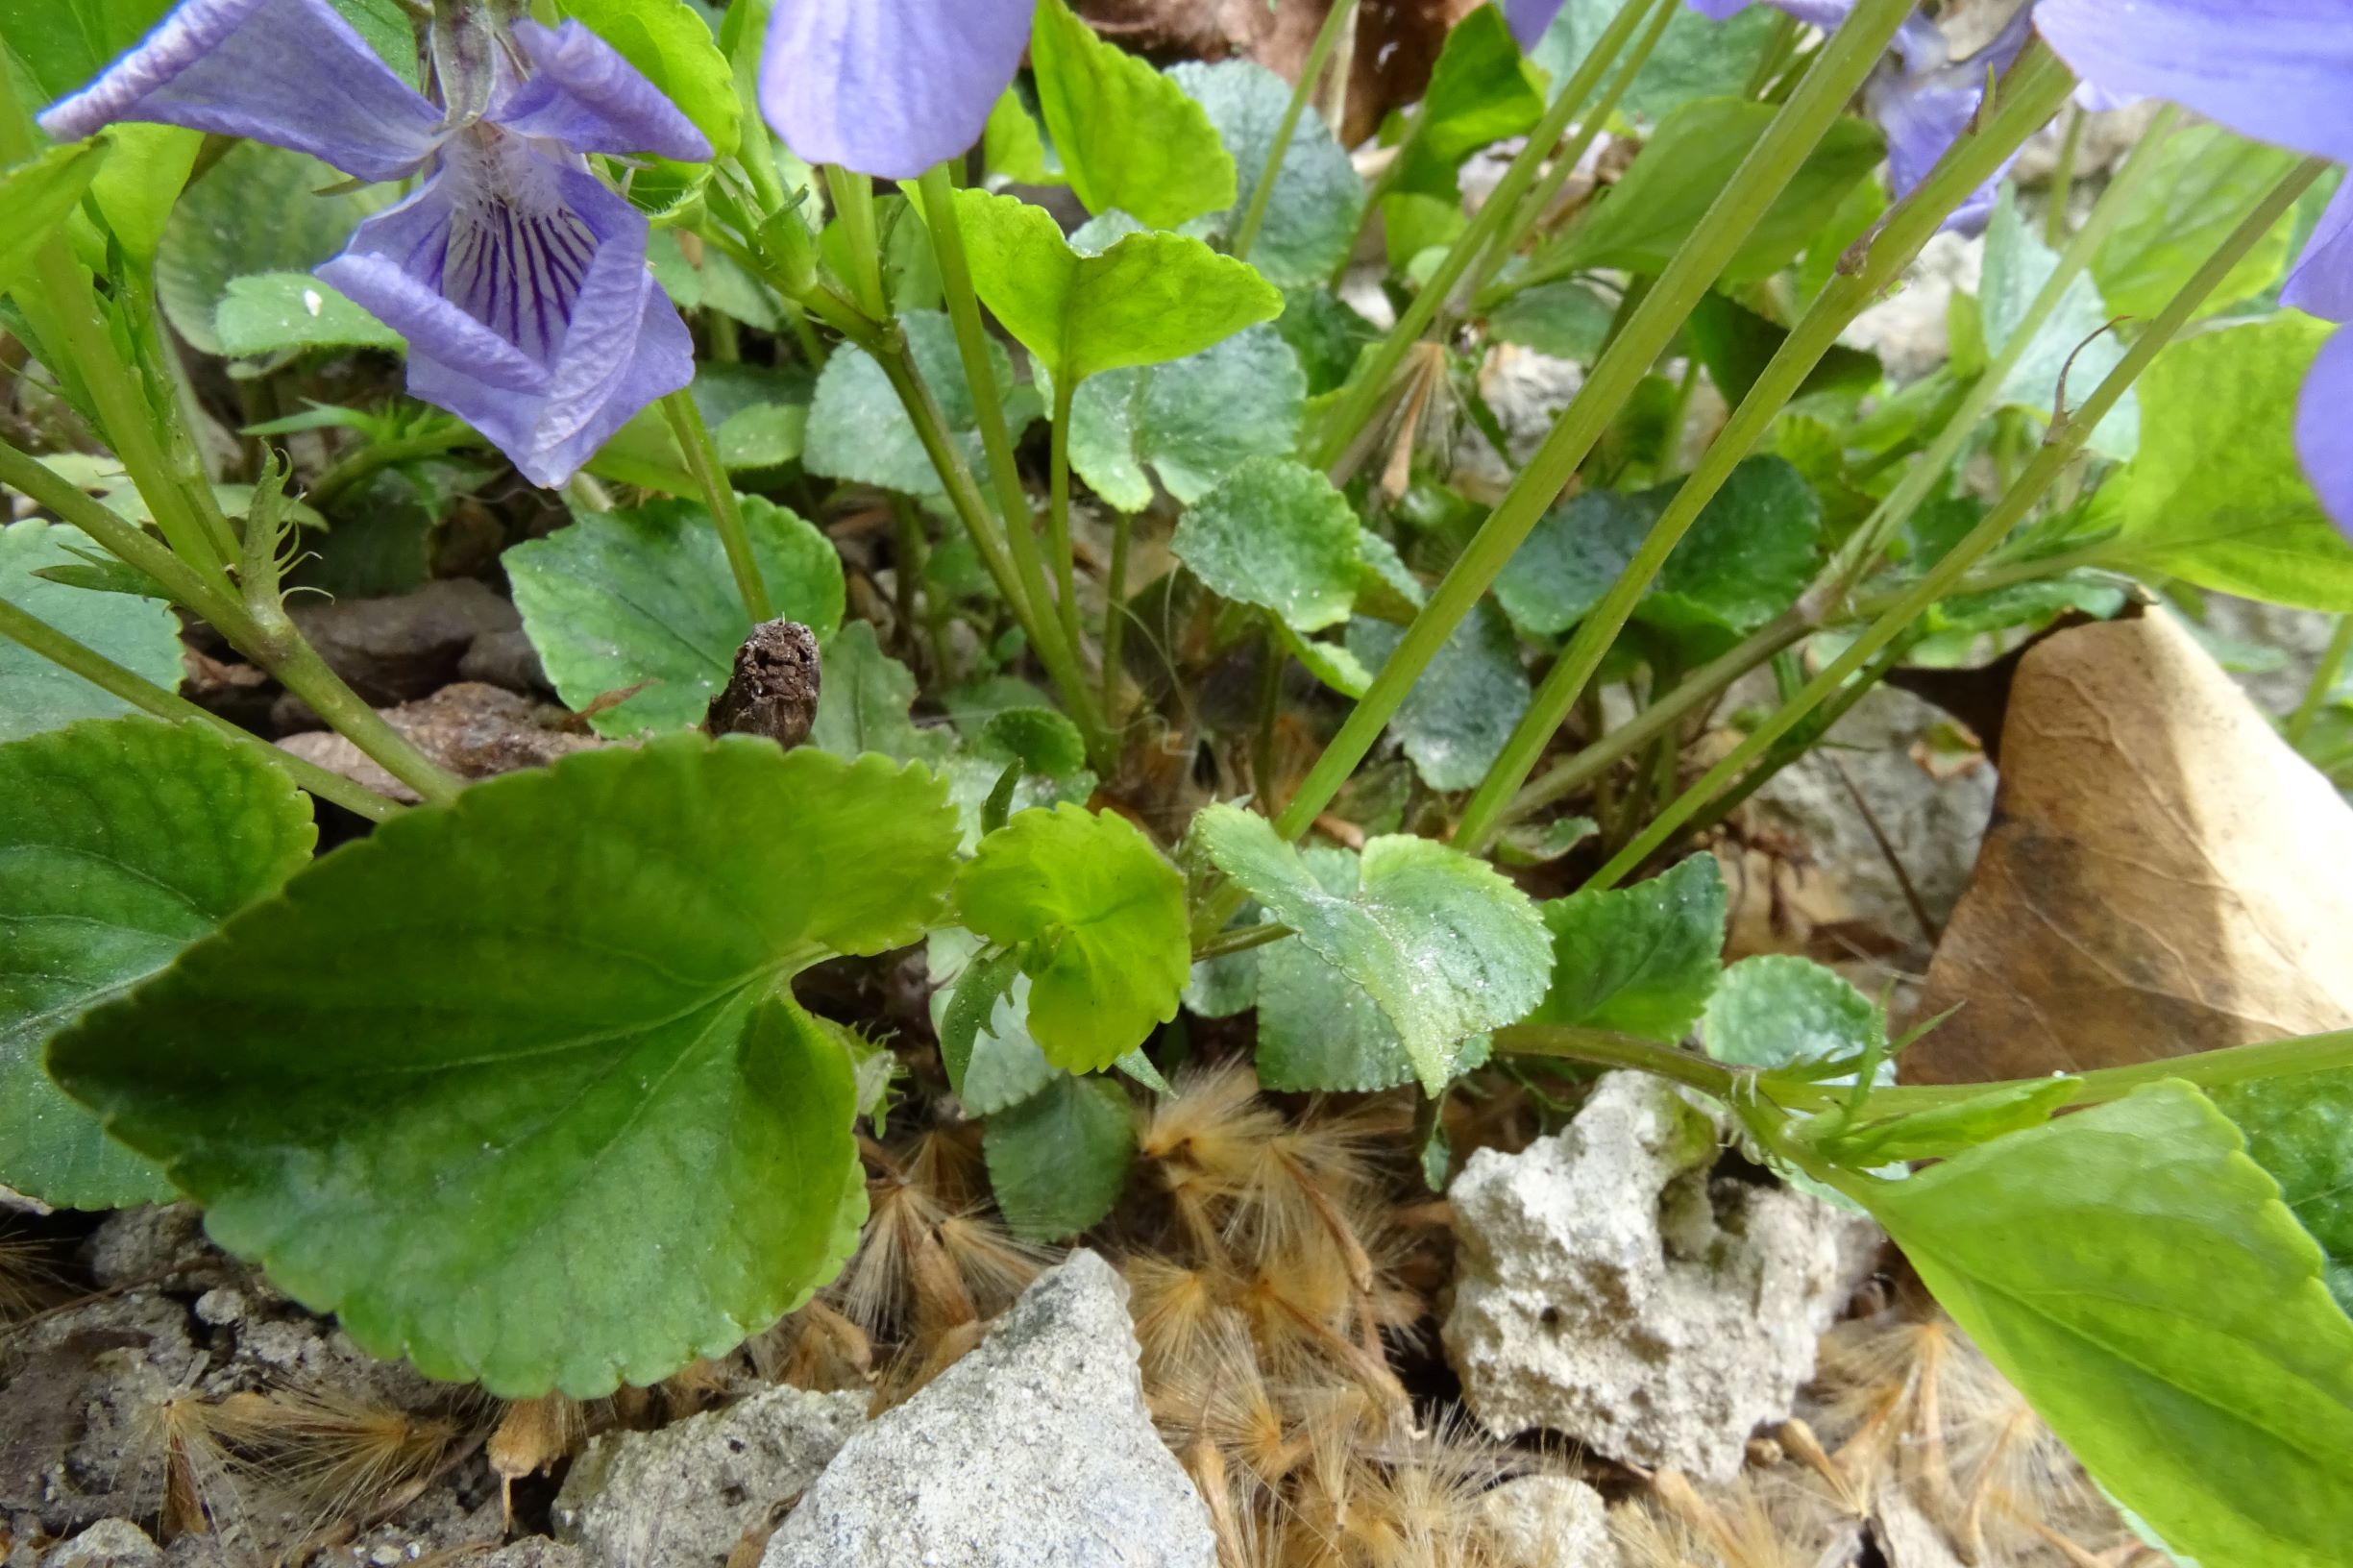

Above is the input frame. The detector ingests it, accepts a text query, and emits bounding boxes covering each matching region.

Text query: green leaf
[2215,1069,2353,1311]
[1494,814,1597,868]
[1030,0,1235,230]
[802,307,1039,501]
[1172,59,1363,289]
[809,622,955,766]
[1392,5,1546,198]
[505,496,845,737]
[0,139,109,296]
[0,520,184,742]
[1068,325,1307,512]
[2094,125,2302,322]
[214,271,404,356]
[1170,456,1362,632]
[154,141,388,356]
[52,740,955,1395]
[1254,846,1489,1093]
[957,804,1189,1074]
[2097,316,2353,611]
[4,0,172,101]
[0,719,313,1209]
[933,937,1056,1116]
[1192,804,1551,1093]
[1487,281,1615,363]
[650,229,789,331]
[1820,1078,2082,1166]
[1684,291,1881,407]
[983,1070,1135,1242]
[1345,601,1531,791]
[329,0,422,83]
[1980,185,2137,458]
[1701,954,1878,1069]
[948,187,1283,388]
[1529,0,1784,128]
[1275,287,1379,398]
[977,705,1088,779]
[85,122,202,265]
[1532,99,1882,284]
[559,0,739,159]
[1530,853,1724,1042]
[1854,1083,2353,1568]
[985,87,1062,186]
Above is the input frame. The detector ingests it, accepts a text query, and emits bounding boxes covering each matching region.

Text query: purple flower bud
[760,0,1035,179]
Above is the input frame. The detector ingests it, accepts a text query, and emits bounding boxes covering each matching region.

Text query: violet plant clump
[3,1,2353,1562]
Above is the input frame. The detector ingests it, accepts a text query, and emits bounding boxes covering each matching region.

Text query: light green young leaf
[1532,99,1882,284]
[52,741,953,1395]
[1530,853,1724,1042]
[1980,185,2137,458]
[1856,1083,2353,1568]
[1388,5,1545,199]
[1069,325,1308,513]
[0,521,185,743]
[957,804,1190,1074]
[1172,59,1363,289]
[949,187,1283,388]
[0,719,313,1210]
[559,0,740,159]
[1701,954,1878,1069]
[154,141,388,355]
[1346,602,1531,791]
[802,308,1039,501]
[0,139,109,295]
[1030,0,1235,230]
[215,271,403,356]
[2094,125,2302,322]
[1192,805,1551,1093]
[1170,456,1362,632]
[2098,316,2353,611]
[985,87,1062,185]
[809,622,955,766]
[983,1071,1136,1242]
[505,496,845,737]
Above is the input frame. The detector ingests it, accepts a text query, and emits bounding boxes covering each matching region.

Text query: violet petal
[759,0,1033,179]
[2284,183,2353,327]
[37,0,445,183]
[491,19,711,161]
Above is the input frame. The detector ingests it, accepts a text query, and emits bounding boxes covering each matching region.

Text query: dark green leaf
[2215,1069,2353,1311]
[53,740,955,1395]
[935,940,1055,1116]
[506,497,845,737]
[1855,1083,2353,1568]
[1487,281,1615,363]
[154,141,388,356]
[1684,292,1880,407]
[802,307,1040,501]
[976,706,1088,779]
[1173,59,1363,288]
[1388,6,1544,198]
[1030,0,1235,230]
[0,719,313,1208]
[1529,852,1724,1042]
[983,1071,1135,1241]
[0,520,184,742]
[1345,602,1531,791]
[809,622,955,766]
[1171,456,1362,632]
[1068,325,1307,512]
[957,804,1189,1074]
[1493,814,1598,868]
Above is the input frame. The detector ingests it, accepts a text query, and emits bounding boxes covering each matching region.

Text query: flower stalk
[660,389,774,624]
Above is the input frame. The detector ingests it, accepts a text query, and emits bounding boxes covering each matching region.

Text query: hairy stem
[1232,0,1359,261]
[1593,156,2331,888]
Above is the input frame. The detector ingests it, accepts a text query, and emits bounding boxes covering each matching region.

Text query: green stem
[0,598,403,821]
[1278,0,1926,847]
[2045,103,2085,248]
[1452,46,2077,854]
[1743,11,1804,99]
[1193,918,1296,964]
[1101,506,1132,720]
[1232,0,1360,262]
[1311,0,1668,470]
[0,440,253,635]
[1818,103,2183,603]
[660,388,772,624]
[1471,0,1679,305]
[1492,1024,1742,1099]
[824,165,889,319]
[1046,375,1084,670]
[306,422,483,510]
[261,626,466,806]
[1592,155,2331,889]
[2287,615,2353,746]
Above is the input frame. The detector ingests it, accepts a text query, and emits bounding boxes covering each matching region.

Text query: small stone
[458,627,553,696]
[286,578,520,705]
[278,683,601,805]
[41,1520,158,1567]
[763,1251,1217,1568]
[551,1385,866,1568]
[1444,1073,1879,1483]
[86,1206,222,1291]
[705,621,821,748]
[475,1543,585,1568]
[1477,1476,1620,1568]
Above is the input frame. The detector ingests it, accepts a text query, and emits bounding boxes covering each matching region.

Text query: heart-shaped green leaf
[983,1070,1136,1242]
[957,804,1189,1074]
[1530,852,1725,1043]
[1172,59,1362,289]
[1030,0,1235,230]
[949,187,1283,389]
[1069,325,1307,513]
[1702,953,1879,1068]
[810,622,955,767]
[1192,805,1550,1094]
[1171,456,1362,632]
[0,718,315,1209]
[506,496,844,737]
[801,307,1041,501]
[51,739,958,1396]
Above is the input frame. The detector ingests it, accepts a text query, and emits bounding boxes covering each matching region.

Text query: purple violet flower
[760,0,1035,181]
[40,0,711,488]
[2036,0,2353,536]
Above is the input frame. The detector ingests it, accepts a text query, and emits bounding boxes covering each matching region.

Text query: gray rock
[552,1386,866,1568]
[457,627,553,696]
[39,1521,159,1568]
[283,578,519,709]
[477,1542,588,1568]
[763,1251,1217,1568]
[85,1207,225,1293]
[1444,1074,1879,1483]
[1842,231,1982,385]
[1478,1476,1621,1568]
